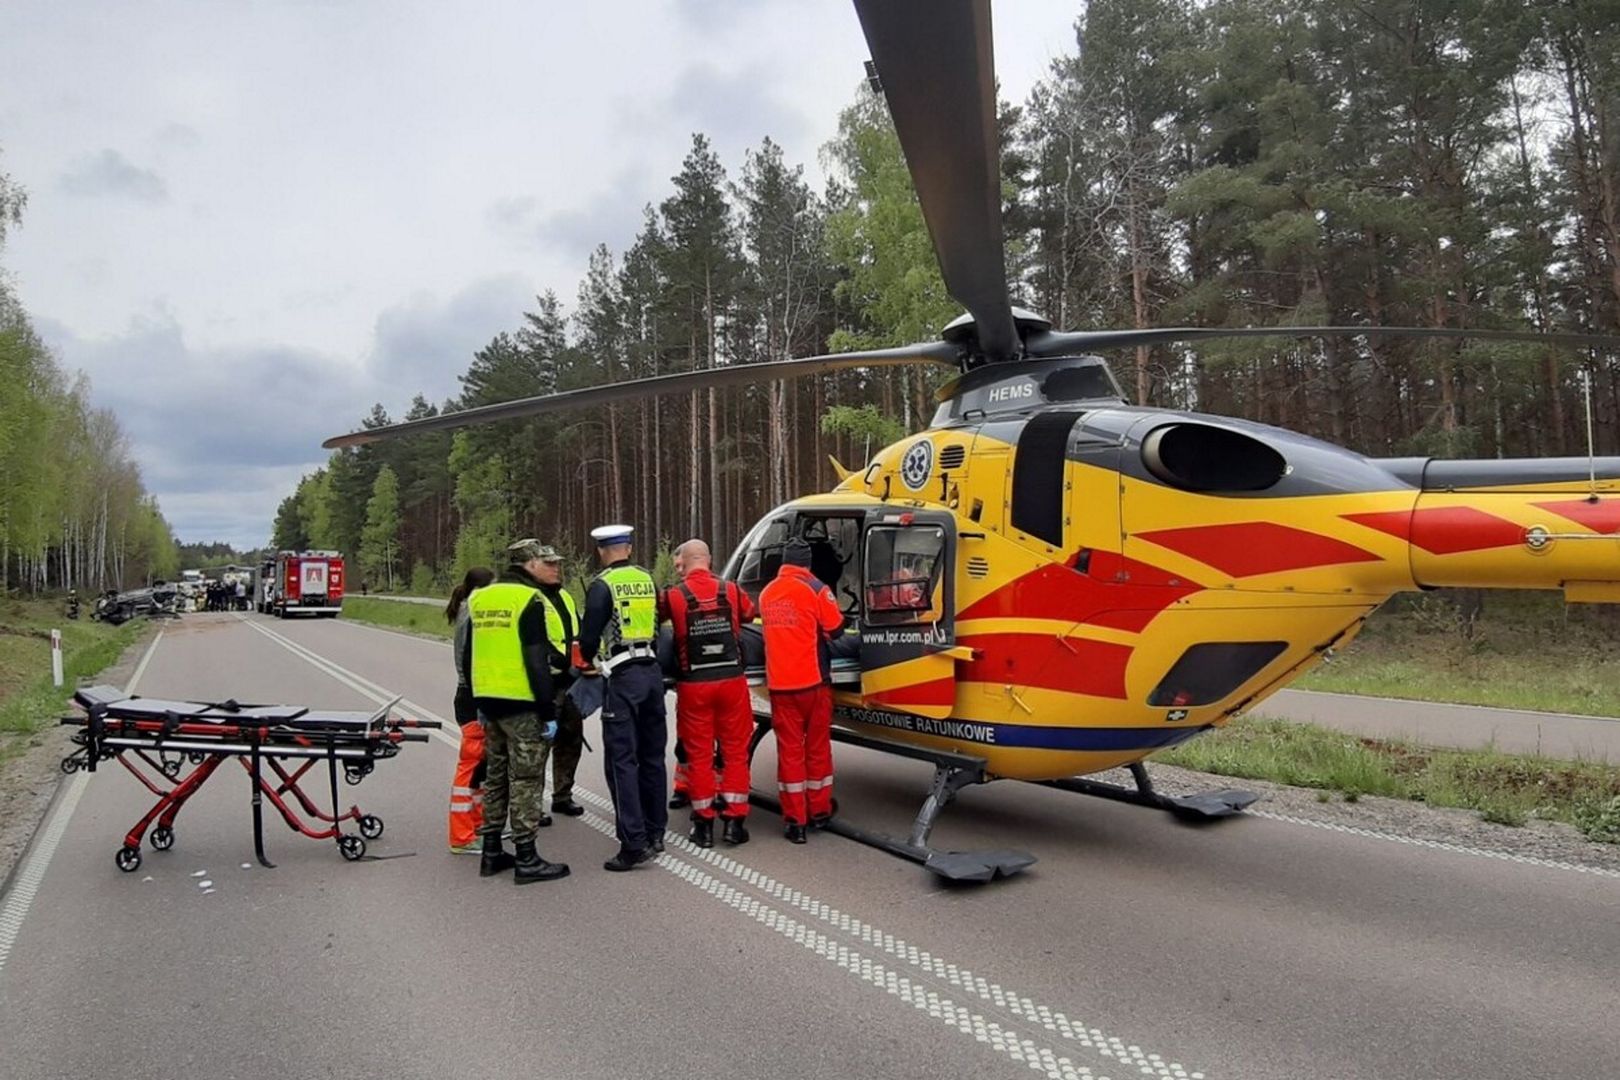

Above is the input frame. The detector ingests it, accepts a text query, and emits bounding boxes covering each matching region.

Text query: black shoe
[536,811,553,828]
[669,790,691,810]
[513,841,570,885]
[689,817,714,848]
[722,817,749,846]
[648,836,665,854]
[550,798,585,817]
[784,823,807,845]
[810,814,832,830]
[479,840,516,877]
[603,847,651,872]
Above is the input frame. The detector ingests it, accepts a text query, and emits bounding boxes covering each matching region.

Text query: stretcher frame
[61,685,439,872]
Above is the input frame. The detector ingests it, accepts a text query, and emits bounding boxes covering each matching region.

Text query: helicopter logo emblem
[900,440,933,490]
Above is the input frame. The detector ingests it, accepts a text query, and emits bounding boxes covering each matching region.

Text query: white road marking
[575,805,1180,1080]
[574,787,1205,1080]
[1250,810,1620,879]
[0,629,164,981]
[256,613,1213,1077]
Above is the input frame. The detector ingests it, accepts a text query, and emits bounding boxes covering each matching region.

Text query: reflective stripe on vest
[540,588,579,670]
[468,581,540,701]
[597,565,658,650]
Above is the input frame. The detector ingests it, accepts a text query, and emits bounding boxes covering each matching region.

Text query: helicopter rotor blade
[322,342,958,449]
[852,0,1018,363]
[1025,325,1620,356]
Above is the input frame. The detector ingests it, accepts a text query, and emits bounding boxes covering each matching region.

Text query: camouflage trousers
[480,709,545,844]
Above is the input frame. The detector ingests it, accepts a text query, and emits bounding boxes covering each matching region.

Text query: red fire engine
[263,551,345,618]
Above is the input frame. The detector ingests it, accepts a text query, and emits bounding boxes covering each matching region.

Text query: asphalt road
[2,612,1616,1080]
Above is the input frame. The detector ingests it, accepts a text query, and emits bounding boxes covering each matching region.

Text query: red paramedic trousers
[675,676,753,820]
[769,684,833,826]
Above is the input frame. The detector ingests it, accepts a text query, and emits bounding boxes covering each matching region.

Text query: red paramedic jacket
[659,567,757,682]
[759,564,845,693]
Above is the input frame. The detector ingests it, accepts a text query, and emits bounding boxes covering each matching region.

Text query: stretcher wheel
[161,758,182,779]
[61,757,79,774]
[338,835,366,861]
[149,826,174,851]
[358,815,384,840]
[115,846,142,873]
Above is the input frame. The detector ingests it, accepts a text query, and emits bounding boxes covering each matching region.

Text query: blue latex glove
[541,718,559,743]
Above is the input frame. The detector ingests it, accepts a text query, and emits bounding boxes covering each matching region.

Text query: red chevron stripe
[1533,498,1620,535]
[958,632,1130,700]
[1407,507,1526,555]
[866,677,957,710]
[1342,510,1412,542]
[1137,522,1382,577]
[957,556,1201,633]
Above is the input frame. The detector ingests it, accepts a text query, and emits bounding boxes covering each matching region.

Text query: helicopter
[326,0,1620,880]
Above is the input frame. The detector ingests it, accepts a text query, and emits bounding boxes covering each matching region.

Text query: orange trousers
[769,685,833,826]
[448,718,486,847]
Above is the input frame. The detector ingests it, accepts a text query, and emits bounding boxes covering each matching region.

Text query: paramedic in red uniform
[660,538,757,848]
[759,537,845,844]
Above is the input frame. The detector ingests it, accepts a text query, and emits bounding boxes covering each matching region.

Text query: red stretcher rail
[60,684,440,872]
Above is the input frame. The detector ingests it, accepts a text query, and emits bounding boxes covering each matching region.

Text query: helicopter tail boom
[1349,460,1620,598]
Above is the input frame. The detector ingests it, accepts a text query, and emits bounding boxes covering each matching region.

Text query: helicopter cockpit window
[733,516,792,600]
[863,525,946,626]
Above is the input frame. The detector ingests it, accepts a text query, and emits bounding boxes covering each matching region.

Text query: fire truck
[260,551,345,618]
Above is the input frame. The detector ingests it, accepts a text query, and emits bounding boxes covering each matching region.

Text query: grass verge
[1158,715,1620,842]
[339,597,452,640]
[0,599,146,769]
[1294,591,1620,717]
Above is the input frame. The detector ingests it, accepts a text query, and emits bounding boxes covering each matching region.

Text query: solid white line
[1269,687,1620,725]
[0,628,164,981]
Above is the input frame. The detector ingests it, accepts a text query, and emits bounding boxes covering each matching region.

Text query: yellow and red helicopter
[329,0,1620,879]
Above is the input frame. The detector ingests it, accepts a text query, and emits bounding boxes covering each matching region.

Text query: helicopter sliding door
[857,509,959,719]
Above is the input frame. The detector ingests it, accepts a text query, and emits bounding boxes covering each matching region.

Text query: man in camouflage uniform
[462,539,572,885]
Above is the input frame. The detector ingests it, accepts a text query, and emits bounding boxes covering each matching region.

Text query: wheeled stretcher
[61,685,440,872]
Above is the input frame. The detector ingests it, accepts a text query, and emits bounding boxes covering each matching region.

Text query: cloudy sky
[0,1,1080,549]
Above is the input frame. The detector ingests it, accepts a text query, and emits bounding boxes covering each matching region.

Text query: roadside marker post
[51,630,63,688]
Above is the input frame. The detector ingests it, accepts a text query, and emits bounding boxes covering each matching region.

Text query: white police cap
[590,524,634,547]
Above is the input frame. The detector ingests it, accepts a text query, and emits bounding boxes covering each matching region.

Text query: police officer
[577,524,666,871]
[529,544,586,818]
[460,539,572,884]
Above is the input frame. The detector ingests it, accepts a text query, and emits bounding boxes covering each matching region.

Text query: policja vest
[539,587,580,674]
[468,581,542,701]
[596,564,658,672]
[674,580,743,682]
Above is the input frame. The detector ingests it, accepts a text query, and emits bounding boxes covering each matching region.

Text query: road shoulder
[0,626,154,893]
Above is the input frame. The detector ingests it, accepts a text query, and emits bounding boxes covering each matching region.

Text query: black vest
[677,581,742,682]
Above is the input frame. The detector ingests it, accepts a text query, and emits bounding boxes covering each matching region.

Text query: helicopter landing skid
[1036,763,1259,820]
[746,720,1037,883]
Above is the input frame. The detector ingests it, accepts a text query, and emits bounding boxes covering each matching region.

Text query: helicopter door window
[796,514,862,617]
[863,525,946,626]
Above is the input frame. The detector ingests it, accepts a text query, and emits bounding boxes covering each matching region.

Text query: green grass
[339,597,452,640]
[1295,591,1620,717]
[1158,714,1620,841]
[0,599,146,768]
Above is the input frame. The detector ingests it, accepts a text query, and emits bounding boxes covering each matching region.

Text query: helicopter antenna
[1582,366,1597,501]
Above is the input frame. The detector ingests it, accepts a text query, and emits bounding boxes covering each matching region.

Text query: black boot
[479,834,515,877]
[722,817,750,846]
[668,790,691,810]
[513,841,570,885]
[603,846,651,872]
[689,816,714,849]
[551,797,585,817]
[784,822,807,845]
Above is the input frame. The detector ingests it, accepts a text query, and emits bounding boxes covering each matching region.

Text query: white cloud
[57,149,168,203]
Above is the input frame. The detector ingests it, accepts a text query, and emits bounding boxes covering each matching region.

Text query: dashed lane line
[0,629,164,980]
[572,786,1204,1080]
[574,805,1192,1080]
[244,615,1214,1079]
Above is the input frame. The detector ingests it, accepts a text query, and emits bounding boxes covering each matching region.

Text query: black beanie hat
[783,538,813,568]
